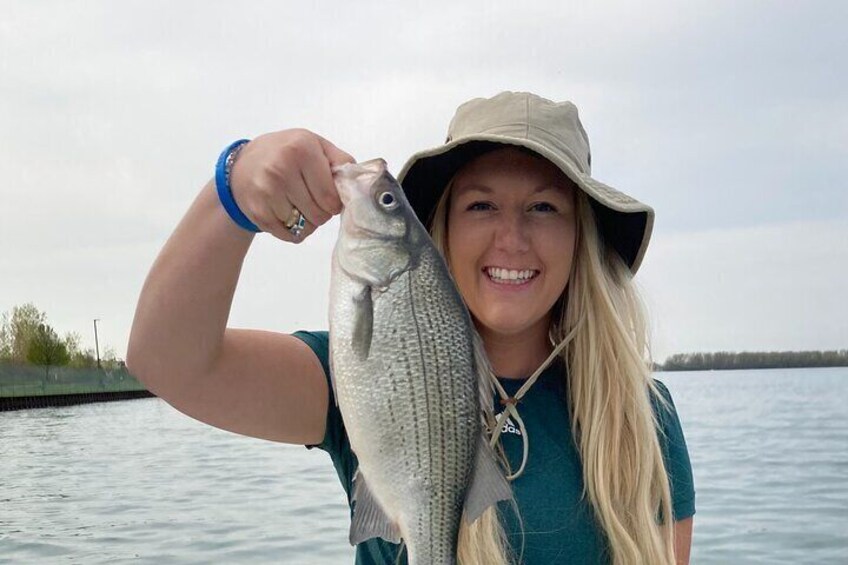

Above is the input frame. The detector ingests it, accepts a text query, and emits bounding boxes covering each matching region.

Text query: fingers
[227,129,353,245]
[253,210,315,244]
[264,189,316,243]
[256,166,320,244]
[301,145,344,216]
[278,165,327,228]
[299,134,356,218]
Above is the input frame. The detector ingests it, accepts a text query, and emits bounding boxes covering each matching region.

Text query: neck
[478,321,552,379]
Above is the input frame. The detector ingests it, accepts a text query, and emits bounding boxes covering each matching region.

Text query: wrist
[215,139,262,233]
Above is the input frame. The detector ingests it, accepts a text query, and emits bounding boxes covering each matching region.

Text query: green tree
[661,349,848,370]
[0,310,11,361]
[27,323,70,378]
[6,303,48,364]
[69,347,97,369]
[64,331,82,357]
[101,345,125,370]
[63,331,97,368]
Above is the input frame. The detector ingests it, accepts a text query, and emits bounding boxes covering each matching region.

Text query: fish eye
[378,191,398,210]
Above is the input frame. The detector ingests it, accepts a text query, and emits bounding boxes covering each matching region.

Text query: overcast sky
[1,1,845,363]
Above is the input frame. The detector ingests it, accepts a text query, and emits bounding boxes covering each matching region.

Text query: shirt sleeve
[652,379,696,521]
[291,330,357,499]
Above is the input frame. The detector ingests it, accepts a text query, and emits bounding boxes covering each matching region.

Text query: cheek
[447,236,477,283]
[543,223,577,282]
[446,218,485,291]
[447,215,473,265]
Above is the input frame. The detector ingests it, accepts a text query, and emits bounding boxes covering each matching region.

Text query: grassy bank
[0,363,147,398]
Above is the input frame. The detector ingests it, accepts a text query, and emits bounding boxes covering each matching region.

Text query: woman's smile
[483,267,540,285]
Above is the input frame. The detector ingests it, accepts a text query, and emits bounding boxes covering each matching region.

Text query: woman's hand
[228,129,355,242]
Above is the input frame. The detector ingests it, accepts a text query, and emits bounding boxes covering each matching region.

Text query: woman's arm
[126,130,353,444]
[674,517,693,564]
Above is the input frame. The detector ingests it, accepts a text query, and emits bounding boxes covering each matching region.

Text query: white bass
[329,159,512,564]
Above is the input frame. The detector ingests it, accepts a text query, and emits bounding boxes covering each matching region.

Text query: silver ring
[285,207,306,238]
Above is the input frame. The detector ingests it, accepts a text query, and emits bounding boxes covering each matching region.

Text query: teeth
[486,268,537,284]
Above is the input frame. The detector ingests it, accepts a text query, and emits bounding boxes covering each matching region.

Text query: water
[0,400,354,563]
[1,368,846,564]
[662,367,848,564]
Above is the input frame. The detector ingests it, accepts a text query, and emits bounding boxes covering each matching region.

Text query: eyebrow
[456,183,569,195]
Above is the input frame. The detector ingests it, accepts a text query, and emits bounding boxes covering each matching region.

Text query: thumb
[317,136,356,168]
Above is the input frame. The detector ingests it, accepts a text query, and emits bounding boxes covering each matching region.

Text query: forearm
[127,179,254,389]
[674,517,693,564]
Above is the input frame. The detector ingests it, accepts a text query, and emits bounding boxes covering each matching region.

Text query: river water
[2,368,846,563]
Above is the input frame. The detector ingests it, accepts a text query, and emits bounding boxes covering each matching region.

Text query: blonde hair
[428,170,676,564]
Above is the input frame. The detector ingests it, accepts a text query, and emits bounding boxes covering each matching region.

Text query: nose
[494,211,531,253]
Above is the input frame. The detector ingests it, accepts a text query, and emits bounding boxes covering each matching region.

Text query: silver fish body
[329,160,511,564]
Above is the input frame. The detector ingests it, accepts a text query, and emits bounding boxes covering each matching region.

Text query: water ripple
[2,368,846,563]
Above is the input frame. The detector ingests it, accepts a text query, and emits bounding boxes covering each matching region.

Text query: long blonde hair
[428,171,676,564]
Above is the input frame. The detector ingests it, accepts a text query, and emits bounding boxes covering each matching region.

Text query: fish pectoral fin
[351,286,373,361]
[463,436,514,524]
[350,470,402,545]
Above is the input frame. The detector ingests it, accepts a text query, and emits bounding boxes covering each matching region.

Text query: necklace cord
[487,313,584,480]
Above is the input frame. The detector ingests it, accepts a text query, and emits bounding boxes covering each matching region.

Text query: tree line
[660,349,848,371]
[0,303,123,375]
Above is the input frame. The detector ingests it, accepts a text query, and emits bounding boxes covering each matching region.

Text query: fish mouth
[332,159,387,206]
[483,267,540,285]
[332,158,387,178]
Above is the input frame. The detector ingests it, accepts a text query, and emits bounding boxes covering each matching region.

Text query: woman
[128,91,695,564]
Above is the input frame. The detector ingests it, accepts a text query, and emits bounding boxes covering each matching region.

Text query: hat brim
[398,135,655,274]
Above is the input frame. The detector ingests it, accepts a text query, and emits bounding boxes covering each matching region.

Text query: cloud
[0,0,844,359]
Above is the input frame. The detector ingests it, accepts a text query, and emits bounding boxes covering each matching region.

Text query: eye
[529,202,558,213]
[378,191,398,210]
[467,201,495,211]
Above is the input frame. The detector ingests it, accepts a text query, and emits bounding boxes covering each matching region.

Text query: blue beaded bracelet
[215,139,261,233]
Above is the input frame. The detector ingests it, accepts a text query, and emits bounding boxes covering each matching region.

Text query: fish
[329,159,512,564]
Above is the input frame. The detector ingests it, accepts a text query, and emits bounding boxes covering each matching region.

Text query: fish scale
[330,159,512,564]
[339,254,477,562]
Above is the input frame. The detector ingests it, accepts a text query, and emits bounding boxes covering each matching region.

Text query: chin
[471,303,555,339]
[474,314,537,338]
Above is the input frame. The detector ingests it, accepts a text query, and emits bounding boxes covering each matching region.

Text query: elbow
[125,337,175,399]
[125,330,154,389]
[125,326,208,399]
[125,324,172,392]
[125,341,142,379]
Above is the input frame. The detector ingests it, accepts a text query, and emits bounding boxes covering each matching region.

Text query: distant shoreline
[0,390,154,411]
[0,363,153,411]
[657,364,847,372]
[659,350,848,372]
[2,355,845,412]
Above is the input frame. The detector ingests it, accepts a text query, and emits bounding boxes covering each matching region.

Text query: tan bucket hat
[397,91,655,273]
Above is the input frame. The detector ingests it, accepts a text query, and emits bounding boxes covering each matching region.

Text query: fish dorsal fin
[463,435,513,523]
[350,470,402,545]
[352,285,373,361]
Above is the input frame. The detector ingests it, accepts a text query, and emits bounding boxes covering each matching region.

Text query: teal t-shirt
[293,330,695,565]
